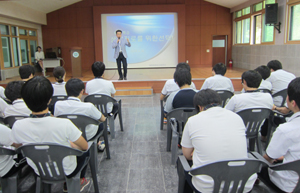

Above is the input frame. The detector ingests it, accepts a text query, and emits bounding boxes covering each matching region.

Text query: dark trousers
[116,52,127,78]
[260,117,286,137]
[177,159,201,193]
[67,151,90,179]
[257,166,286,193]
[112,103,119,119]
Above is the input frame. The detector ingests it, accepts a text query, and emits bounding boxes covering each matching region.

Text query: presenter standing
[112,30,131,80]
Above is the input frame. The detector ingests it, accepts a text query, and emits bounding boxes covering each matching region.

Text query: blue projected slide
[101,13,178,69]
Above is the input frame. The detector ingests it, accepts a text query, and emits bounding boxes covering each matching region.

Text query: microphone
[118,37,120,39]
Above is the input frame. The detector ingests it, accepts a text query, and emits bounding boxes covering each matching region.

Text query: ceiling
[13,0,82,13]
[204,0,249,8]
[11,0,246,14]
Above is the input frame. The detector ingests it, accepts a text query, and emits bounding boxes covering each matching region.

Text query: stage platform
[0,67,246,94]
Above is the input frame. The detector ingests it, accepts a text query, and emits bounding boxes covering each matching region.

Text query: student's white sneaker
[98,141,105,152]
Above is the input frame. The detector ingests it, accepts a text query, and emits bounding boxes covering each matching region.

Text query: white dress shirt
[0,124,15,177]
[161,79,196,96]
[54,97,102,140]
[201,74,234,93]
[4,99,31,118]
[181,107,256,192]
[52,82,67,96]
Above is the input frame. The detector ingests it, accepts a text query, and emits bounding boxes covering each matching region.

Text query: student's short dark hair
[5,81,24,102]
[255,65,271,80]
[241,70,262,88]
[116,30,122,34]
[213,63,227,76]
[176,63,191,72]
[267,60,282,71]
[65,78,85,97]
[19,65,35,79]
[92,61,105,77]
[21,76,53,112]
[193,89,221,108]
[174,68,191,87]
[288,77,300,108]
[53,66,65,83]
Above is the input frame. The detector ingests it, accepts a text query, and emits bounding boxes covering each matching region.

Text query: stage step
[115,87,153,96]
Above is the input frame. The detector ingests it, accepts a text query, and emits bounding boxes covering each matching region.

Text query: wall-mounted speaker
[265,3,278,24]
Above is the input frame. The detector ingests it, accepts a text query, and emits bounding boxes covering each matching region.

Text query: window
[253,2,263,12]
[254,15,262,44]
[235,18,250,44]
[234,1,276,45]
[288,3,300,41]
[0,23,38,68]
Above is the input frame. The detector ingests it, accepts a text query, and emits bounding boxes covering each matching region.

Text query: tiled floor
[17,94,276,193]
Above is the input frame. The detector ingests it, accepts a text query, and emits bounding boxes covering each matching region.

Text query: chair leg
[103,123,110,159]
[1,172,18,193]
[35,176,42,193]
[256,137,263,155]
[89,142,100,193]
[171,133,179,165]
[118,100,124,132]
[166,119,172,152]
[66,173,81,193]
[109,116,115,140]
[160,100,164,130]
[177,160,186,193]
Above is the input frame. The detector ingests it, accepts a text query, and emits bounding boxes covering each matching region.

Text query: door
[212,35,227,66]
[30,40,37,65]
[20,39,29,65]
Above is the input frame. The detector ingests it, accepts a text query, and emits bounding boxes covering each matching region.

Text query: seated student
[0,124,25,178]
[4,81,31,118]
[200,63,234,93]
[266,60,296,106]
[10,76,90,192]
[164,68,197,113]
[225,70,273,113]
[52,66,67,96]
[179,89,256,193]
[19,65,35,82]
[0,97,9,118]
[241,65,272,93]
[0,86,6,100]
[258,77,300,193]
[86,61,117,114]
[160,63,196,101]
[54,78,106,151]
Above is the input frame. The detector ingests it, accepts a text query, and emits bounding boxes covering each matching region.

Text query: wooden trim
[287,0,300,5]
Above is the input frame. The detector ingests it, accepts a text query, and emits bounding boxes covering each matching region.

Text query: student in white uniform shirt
[0,97,9,118]
[225,70,273,113]
[180,89,256,193]
[0,124,26,178]
[258,77,300,193]
[241,65,272,93]
[35,46,45,72]
[10,76,90,192]
[266,60,296,106]
[160,63,196,101]
[86,61,117,115]
[4,81,31,118]
[52,66,67,96]
[0,86,6,100]
[54,78,107,151]
[200,63,234,93]
[19,65,35,82]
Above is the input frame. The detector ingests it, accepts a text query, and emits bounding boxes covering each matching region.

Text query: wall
[42,0,232,71]
[231,0,300,76]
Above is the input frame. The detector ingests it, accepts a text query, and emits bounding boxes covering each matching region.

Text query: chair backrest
[84,94,116,116]
[237,108,271,138]
[216,90,234,107]
[0,146,16,156]
[49,95,68,114]
[270,159,300,193]
[57,114,99,140]
[257,89,272,94]
[4,116,29,128]
[166,108,197,133]
[190,159,263,193]
[272,89,287,107]
[16,143,83,183]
